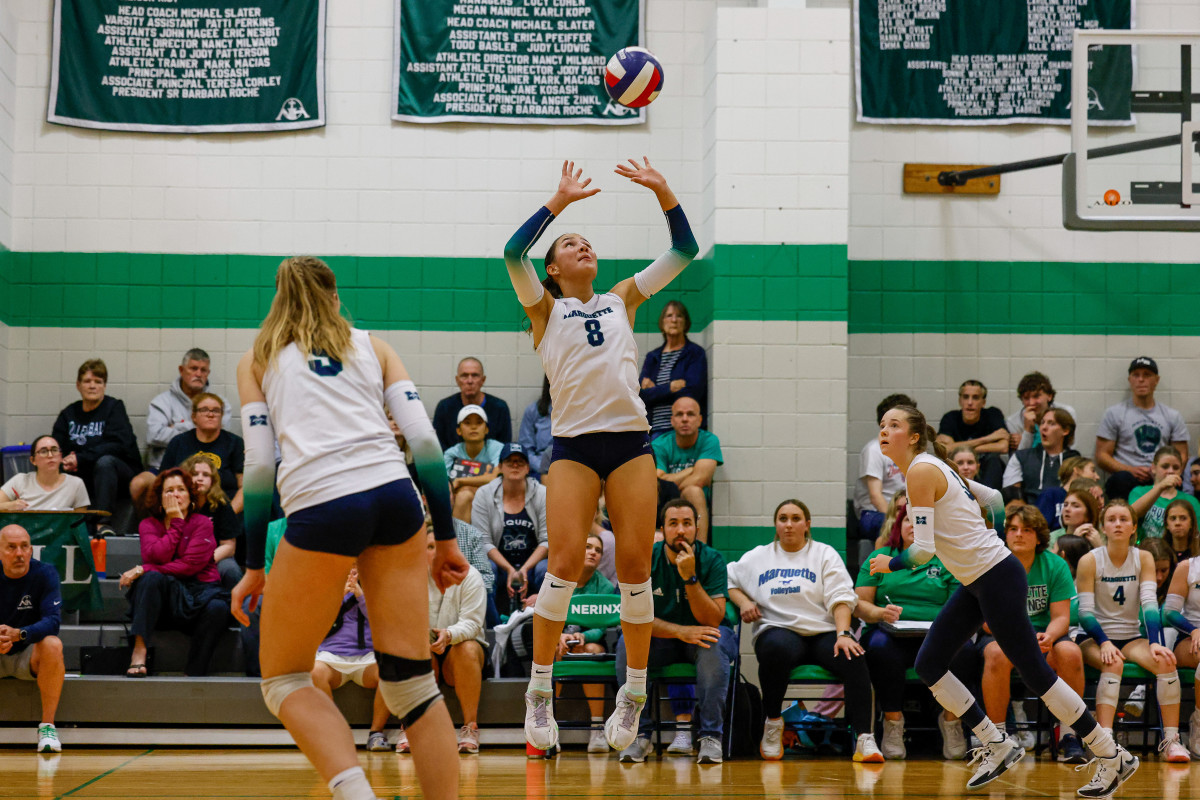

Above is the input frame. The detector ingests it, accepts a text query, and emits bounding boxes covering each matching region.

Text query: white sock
[1060,723,1074,736]
[591,715,604,724]
[1083,727,1117,759]
[971,718,1003,745]
[329,766,375,800]
[1165,726,1179,741]
[529,663,553,694]
[625,666,647,695]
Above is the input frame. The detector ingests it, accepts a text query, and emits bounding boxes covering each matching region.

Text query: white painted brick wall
[0,3,13,249]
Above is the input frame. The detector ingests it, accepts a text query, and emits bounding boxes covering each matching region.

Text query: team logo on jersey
[249,415,268,427]
[405,391,420,401]
[307,351,344,377]
[16,595,32,612]
[1134,424,1161,454]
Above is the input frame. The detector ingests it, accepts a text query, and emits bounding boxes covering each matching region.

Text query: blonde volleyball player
[870,406,1137,798]
[504,159,698,752]
[1163,548,1200,755]
[231,257,469,800]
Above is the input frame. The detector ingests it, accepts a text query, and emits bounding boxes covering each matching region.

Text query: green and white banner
[855,0,1133,125]
[49,0,326,133]
[394,0,645,125]
[0,513,101,613]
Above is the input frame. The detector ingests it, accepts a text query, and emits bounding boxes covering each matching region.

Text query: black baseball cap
[499,442,528,463]
[1128,356,1158,375]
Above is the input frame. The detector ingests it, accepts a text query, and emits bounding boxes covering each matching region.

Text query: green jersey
[1023,550,1076,632]
[856,547,959,622]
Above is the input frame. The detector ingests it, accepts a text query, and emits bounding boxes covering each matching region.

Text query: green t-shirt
[1128,486,1200,542]
[855,547,959,622]
[263,518,287,575]
[1024,550,1076,632]
[650,539,728,627]
[652,430,724,500]
[574,570,617,643]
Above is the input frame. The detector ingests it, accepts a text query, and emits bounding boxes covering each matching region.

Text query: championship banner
[855,0,1133,125]
[0,513,101,613]
[394,0,645,125]
[49,0,326,133]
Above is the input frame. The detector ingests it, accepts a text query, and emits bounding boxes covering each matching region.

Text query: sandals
[125,663,147,678]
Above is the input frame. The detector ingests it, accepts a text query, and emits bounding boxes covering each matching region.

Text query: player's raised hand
[552,160,601,207]
[615,156,668,192]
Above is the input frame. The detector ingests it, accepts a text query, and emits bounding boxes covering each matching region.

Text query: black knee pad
[375,651,433,682]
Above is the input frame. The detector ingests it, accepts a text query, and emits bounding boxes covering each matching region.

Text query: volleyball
[604,47,664,108]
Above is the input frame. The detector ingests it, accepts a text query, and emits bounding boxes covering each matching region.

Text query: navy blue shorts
[550,431,652,480]
[284,478,425,558]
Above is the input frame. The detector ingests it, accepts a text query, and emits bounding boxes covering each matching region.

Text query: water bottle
[90,535,107,580]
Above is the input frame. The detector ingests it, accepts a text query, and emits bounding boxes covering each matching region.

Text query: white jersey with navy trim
[1186,557,1200,627]
[262,328,408,514]
[910,453,1009,585]
[1091,546,1143,640]
[537,292,649,438]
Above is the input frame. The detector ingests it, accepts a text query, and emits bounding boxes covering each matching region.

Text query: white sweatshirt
[427,566,487,647]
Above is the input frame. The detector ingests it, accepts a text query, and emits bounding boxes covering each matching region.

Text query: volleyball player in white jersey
[230,257,469,800]
[1164,551,1200,754]
[1076,500,1188,761]
[503,159,698,751]
[869,406,1137,798]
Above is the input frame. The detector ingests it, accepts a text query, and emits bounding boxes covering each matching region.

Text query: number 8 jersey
[537,292,649,438]
[1090,547,1143,640]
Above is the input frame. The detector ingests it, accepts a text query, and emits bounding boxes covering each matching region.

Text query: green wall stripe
[712,526,846,562]
[712,244,848,322]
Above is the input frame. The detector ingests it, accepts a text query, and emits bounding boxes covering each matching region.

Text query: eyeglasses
[196,408,223,416]
[35,447,61,457]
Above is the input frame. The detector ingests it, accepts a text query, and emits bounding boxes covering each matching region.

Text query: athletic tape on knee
[1158,671,1182,706]
[261,672,314,717]
[928,672,975,717]
[620,579,654,624]
[1095,672,1121,709]
[1041,678,1087,725]
[533,573,575,623]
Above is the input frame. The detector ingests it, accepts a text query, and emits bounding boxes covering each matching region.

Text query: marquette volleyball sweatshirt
[728,540,858,642]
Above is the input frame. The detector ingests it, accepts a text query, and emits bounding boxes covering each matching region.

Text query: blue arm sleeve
[503,206,555,306]
[1164,608,1197,635]
[664,204,699,258]
[26,570,62,643]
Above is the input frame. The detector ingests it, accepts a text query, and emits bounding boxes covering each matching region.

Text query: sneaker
[618,737,653,763]
[666,730,693,755]
[1122,684,1145,718]
[696,736,723,764]
[458,724,480,754]
[880,718,905,760]
[1189,709,1200,757]
[852,733,884,763]
[1058,734,1088,764]
[366,731,390,752]
[394,728,410,754]
[965,733,1024,789]
[605,684,647,752]
[938,714,966,760]
[525,690,558,750]
[588,727,610,753]
[760,717,784,761]
[36,724,60,754]
[1010,703,1035,750]
[1158,733,1190,763]
[1076,745,1138,799]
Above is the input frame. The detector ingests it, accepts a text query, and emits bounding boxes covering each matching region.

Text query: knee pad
[619,579,654,625]
[1095,672,1121,709]
[1041,678,1086,725]
[928,672,975,717]
[376,652,443,727]
[261,672,314,717]
[533,573,575,623]
[1157,671,1181,706]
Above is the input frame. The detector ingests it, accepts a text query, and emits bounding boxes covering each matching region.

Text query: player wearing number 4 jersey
[504,158,698,753]
[870,406,1138,798]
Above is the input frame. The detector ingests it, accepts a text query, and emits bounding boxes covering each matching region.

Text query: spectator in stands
[640,300,707,439]
[444,405,503,521]
[1141,537,1177,605]
[1037,456,1100,531]
[1050,488,1102,551]
[157,394,244,513]
[0,524,65,753]
[0,435,89,512]
[132,349,232,507]
[615,499,736,765]
[52,359,141,535]
[432,358,512,450]
[1055,534,1092,577]
[875,490,907,549]
[1163,548,1200,755]
[652,397,723,543]
[1163,498,1200,562]
[1130,447,1200,542]
[949,444,979,482]
[1003,408,1080,505]
[730,498,881,762]
[518,376,554,478]
[181,453,242,591]
[855,504,969,761]
[1005,372,1076,452]
[979,507,1087,763]
[471,443,547,616]
[1190,457,1200,500]
[935,380,1009,489]
[853,394,915,541]
[118,469,230,678]
[1096,357,1189,501]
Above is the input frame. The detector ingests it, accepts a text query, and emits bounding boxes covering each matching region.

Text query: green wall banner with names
[49,0,326,133]
[855,0,1132,125]
[0,513,101,613]
[394,0,645,125]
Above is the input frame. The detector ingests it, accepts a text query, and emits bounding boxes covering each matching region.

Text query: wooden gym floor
[1,747,1194,799]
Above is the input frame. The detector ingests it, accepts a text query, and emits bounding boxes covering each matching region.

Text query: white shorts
[0,647,34,681]
[314,652,376,687]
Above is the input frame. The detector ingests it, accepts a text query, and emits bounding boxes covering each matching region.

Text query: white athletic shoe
[880,718,906,760]
[1122,684,1145,718]
[36,724,61,754]
[1190,709,1200,758]
[696,736,723,764]
[852,733,884,763]
[1158,733,1190,763]
[666,730,693,755]
[760,717,784,761]
[587,727,610,753]
[1010,702,1035,749]
[618,737,653,763]
[1075,745,1138,799]
[605,684,647,752]
[938,714,966,760]
[524,690,559,751]
[966,733,1024,789]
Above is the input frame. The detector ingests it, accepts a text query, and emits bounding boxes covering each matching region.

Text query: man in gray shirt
[1095,357,1189,500]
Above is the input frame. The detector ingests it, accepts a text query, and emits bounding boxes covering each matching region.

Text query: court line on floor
[55,749,154,800]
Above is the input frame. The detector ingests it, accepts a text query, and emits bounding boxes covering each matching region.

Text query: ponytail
[893,406,955,470]
[928,424,949,461]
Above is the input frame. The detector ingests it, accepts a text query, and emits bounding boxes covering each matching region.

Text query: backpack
[727,672,765,757]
